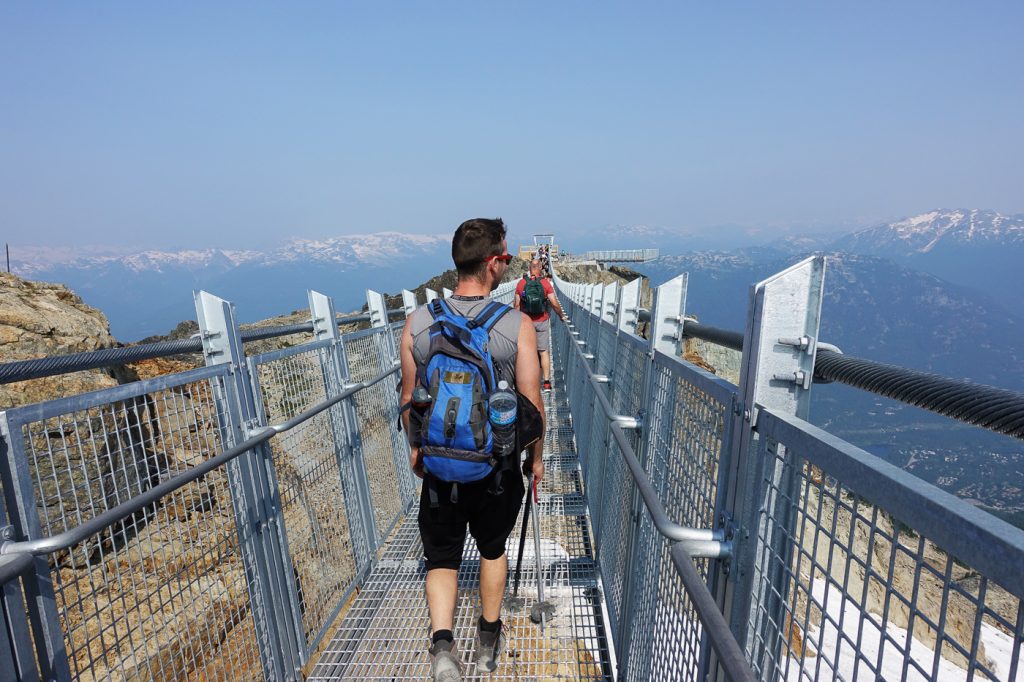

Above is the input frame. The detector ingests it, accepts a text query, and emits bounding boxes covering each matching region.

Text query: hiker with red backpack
[514,258,566,391]
[399,218,545,681]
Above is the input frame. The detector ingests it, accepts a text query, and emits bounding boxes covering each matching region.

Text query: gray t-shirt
[409,296,522,387]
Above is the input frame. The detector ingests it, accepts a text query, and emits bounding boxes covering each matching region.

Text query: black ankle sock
[432,629,453,645]
[479,616,501,633]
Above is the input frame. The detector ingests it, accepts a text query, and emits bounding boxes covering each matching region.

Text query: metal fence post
[366,288,395,359]
[618,278,642,338]
[616,273,687,680]
[425,288,439,303]
[602,282,618,327]
[195,290,304,681]
[442,287,453,299]
[309,291,379,568]
[401,289,418,317]
[365,289,415,508]
[648,274,686,358]
[718,256,826,674]
[0,412,71,680]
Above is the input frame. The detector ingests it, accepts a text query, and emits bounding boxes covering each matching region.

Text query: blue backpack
[418,299,513,485]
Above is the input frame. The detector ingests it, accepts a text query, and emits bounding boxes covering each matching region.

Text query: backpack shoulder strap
[469,301,511,332]
[429,298,451,320]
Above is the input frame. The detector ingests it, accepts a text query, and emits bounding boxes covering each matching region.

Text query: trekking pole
[528,475,556,630]
[503,473,533,612]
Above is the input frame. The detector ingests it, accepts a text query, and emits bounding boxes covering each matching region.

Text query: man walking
[515,259,565,391]
[399,218,545,681]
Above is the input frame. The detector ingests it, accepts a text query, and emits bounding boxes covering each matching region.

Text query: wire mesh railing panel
[646,354,733,537]
[390,320,404,355]
[251,342,368,650]
[595,318,617,382]
[592,436,638,642]
[3,369,269,681]
[623,516,708,682]
[609,333,646,422]
[750,410,1024,682]
[343,329,413,544]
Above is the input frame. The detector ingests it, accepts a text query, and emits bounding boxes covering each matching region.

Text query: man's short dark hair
[452,218,507,279]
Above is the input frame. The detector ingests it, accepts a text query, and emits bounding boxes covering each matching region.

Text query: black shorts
[418,472,525,571]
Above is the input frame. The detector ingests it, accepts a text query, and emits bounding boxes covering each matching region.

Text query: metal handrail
[0,309,406,385]
[670,542,757,682]
[563,319,729,556]
[0,362,400,569]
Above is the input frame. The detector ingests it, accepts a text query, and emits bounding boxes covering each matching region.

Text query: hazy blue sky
[2,2,1022,250]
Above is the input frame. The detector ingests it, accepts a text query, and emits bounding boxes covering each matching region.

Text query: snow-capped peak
[835,209,1024,255]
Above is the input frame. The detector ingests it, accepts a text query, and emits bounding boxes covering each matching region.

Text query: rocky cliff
[0,272,128,408]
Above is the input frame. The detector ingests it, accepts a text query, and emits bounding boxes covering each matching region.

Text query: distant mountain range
[831,209,1024,314]
[12,233,450,340]
[12,208,1024,344]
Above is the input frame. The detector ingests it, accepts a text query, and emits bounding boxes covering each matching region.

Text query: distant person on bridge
[400,217,545,681]
[515,259,565,391]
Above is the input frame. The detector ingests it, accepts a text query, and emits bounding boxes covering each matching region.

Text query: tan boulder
[0,271,120,408]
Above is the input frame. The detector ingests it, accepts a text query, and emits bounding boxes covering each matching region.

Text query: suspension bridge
[0,258,1022,681]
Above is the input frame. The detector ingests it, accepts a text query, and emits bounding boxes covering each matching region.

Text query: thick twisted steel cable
[683,321,744,351]
[813,350,1024,439]
[0,338,205,384]
[0,308,406,385]
[681,322,1024,439]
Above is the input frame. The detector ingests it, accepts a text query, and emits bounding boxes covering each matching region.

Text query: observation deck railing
[564,249,660,264]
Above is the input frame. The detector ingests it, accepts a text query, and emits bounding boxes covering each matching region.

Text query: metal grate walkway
[308,363,614,680]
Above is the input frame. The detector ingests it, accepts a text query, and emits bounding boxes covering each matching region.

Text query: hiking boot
[474,622,506,673]
[429,639,463,681]
[543,379,552,391]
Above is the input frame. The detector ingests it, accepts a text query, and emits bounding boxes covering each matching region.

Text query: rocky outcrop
[0,272,122,408]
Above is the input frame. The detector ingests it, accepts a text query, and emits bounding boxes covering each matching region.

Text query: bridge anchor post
[716,256,826,678]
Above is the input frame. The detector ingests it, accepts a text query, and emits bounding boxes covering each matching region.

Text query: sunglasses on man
[483,254,513,264]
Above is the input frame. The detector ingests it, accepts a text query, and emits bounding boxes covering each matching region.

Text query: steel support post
[581,284,593,342]
[649,274,686,358]
[365,290,415,509]
[365,288,395,359]
[590,283,603,341]
[615,273,686,680]
[589,283,605,369]
[309,291,379,570]
[589,280,602,346]
[425,288,439,303]
[401,289,418,317]
[0,415,65,681]
[618,278,642,338]
[195,291,304,681]
[592,282,619,546]
[718,256,826,676]
[602,282,619,327]
[442,287,454,299]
